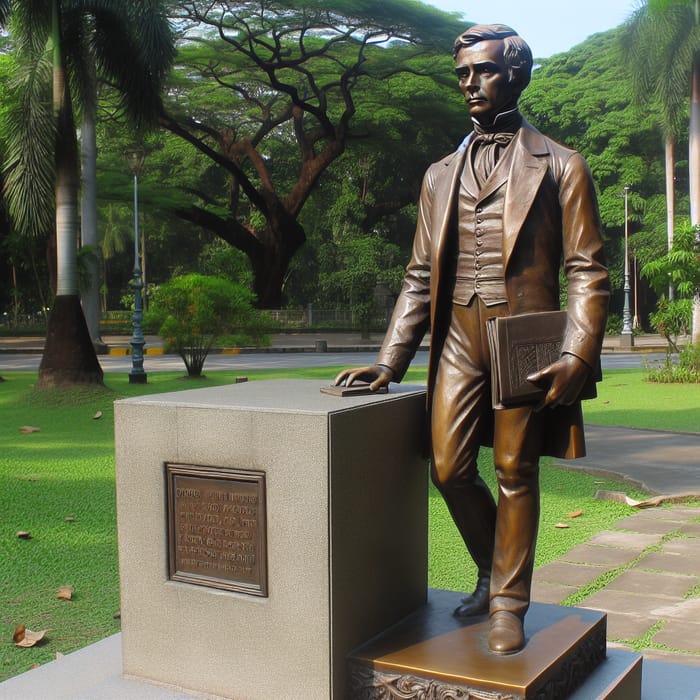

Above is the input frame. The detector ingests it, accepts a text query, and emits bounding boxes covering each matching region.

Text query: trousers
[430,297,544,617]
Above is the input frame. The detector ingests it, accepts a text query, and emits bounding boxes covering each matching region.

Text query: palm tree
[2,0,174,386]
[623,0,700,342]
[623,5,687,297]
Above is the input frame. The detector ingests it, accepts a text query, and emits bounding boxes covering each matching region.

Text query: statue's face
[455,39,517,122]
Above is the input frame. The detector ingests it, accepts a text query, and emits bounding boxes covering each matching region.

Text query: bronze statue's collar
[472,108,522,135]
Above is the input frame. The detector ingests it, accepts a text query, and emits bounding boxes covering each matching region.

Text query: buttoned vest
[451,139,514,307]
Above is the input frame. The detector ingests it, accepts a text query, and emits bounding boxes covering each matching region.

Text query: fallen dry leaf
[93,411,102,420]
[55,652,64,660]
[566,509,584,519]
[16,531,31,540]
[19,426,40,434]
[13,625,48,648]
[555,523,570,529]
[56,585,73,601]
[65,516,76,522]
[595,490,667,508]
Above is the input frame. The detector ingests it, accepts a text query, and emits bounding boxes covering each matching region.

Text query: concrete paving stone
[612,515,686,535]
[663,537,700,556]
[587,530,664,550]
[607,569,697,598]
[623,506,700,522]
[581,589,682,617]
[531,581,576,605]
[660,506,700,519]
[680,521,700,537]
[649,598,700,621]
[603,611,657,641]
[638,550,700,576]
[560,543,639,568]
[641,648,700,667]
[533,560,606,587]
[652,619,700,654]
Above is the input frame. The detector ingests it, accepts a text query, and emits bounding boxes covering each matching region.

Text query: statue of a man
[335,24,609,655]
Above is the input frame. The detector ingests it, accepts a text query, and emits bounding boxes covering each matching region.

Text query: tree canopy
[2,4,696,340]
[158,0,465,307]
[520,29,672,323]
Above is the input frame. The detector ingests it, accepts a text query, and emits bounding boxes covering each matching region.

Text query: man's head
[452,24,533,124]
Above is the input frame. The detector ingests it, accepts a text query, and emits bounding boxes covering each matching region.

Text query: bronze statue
[335,24,609,655]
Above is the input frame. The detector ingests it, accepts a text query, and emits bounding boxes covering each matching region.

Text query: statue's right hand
[334,365,394,392]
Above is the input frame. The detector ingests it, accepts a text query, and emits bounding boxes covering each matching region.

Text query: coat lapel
[502,124,550,268]
[432,122,551,275]
[433,143,468,264]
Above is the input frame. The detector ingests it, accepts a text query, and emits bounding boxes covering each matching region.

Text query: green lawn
[583,368,700,433]
[0,367,698,680]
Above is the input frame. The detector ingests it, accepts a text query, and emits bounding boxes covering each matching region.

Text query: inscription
[166,464,267,596]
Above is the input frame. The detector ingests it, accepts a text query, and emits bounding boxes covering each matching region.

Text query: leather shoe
[487,611,525,655]
[453,577,490,618]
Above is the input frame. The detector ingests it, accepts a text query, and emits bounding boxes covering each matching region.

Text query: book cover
[487,310,598,409]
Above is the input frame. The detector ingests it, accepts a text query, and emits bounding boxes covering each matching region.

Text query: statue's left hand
[527,353,591,411]
[334,364,394,393]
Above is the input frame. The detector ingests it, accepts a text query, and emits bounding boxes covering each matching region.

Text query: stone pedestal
[114,379,427,700]
[349,589,642,699]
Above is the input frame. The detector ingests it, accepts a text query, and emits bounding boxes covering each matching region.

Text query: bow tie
[473,132,515,146]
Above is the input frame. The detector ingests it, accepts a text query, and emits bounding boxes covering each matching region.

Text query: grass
[583,367,700,433]
[0,366,698,680]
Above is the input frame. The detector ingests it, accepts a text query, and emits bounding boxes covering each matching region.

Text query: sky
[428,0,638,58]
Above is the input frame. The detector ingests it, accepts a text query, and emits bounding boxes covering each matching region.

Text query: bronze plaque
[166,463,267,596]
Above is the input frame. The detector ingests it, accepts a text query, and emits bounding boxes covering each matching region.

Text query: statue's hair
[452,24,533,95]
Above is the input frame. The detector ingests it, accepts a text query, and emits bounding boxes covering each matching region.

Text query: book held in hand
[486,310,598,409]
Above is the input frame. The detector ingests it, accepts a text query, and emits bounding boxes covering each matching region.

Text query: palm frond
[8,0,52,56]
[78,0,175,127]
[621,0,698,140]
[2,42,55,237]
[0,0,11,27]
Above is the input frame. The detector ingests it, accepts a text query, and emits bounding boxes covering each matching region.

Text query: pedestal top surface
[115,378,426,415]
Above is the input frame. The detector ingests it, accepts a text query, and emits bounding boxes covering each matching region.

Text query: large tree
[2,0,173,386]
[160,0,463,308]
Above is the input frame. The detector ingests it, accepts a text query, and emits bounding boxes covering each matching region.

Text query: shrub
[146,274,269,376]
[646,344,700,384]
[649,298,692,352]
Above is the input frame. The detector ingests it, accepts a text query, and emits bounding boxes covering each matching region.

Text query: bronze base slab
[348,589,609,699]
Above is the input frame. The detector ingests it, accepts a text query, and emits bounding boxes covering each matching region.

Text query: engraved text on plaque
[166,464,267,596]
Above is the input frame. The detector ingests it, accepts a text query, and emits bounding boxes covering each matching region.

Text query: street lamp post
[125,147,147,383]
[621,184,634,348]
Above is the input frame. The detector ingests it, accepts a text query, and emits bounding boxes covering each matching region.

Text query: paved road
[0,350,670,373]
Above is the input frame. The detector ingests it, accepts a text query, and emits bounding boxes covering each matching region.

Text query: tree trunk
[691,56,700,344]
[665,135,675,300]
[39,0,102,387]
[249,218,305,308]
[80,89,107,351]
[39,294,104,387]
